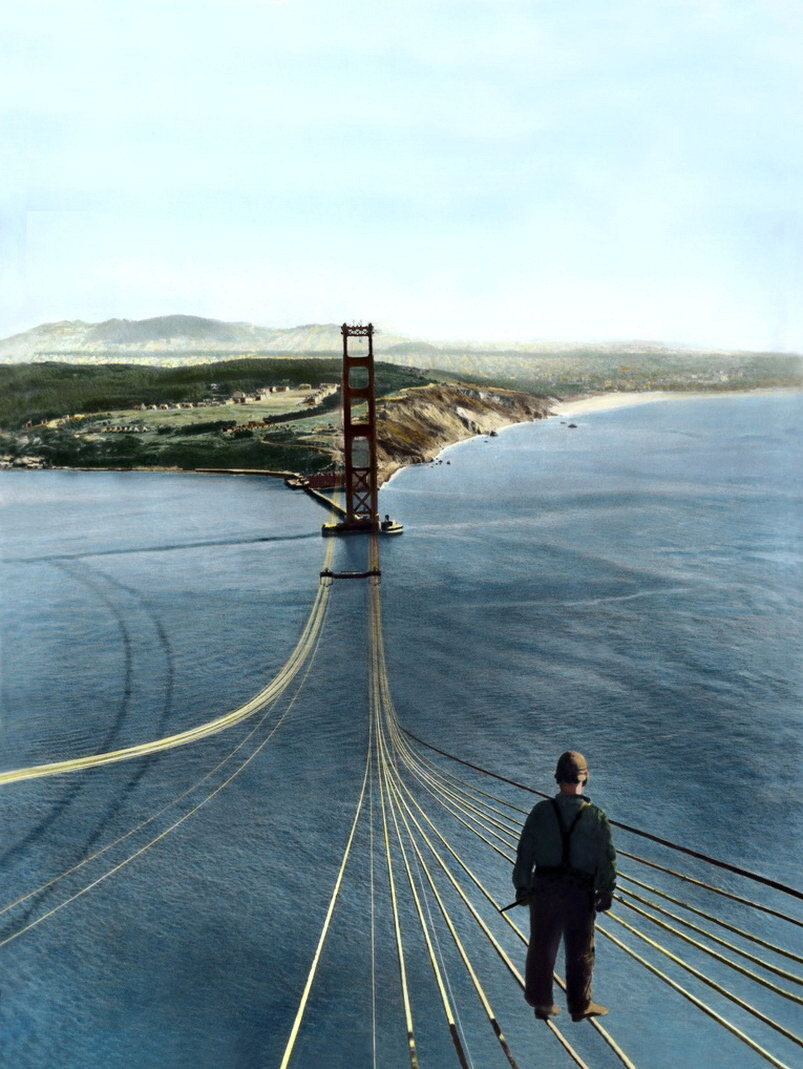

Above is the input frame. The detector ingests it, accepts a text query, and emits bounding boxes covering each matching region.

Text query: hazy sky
[2,0,801,349]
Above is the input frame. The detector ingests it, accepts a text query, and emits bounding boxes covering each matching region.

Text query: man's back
[513,793,616,894]
[513,753,616,1022]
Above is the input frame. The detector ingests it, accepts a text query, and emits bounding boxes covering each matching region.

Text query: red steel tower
[341,322,378,530]
[322,322,401,537]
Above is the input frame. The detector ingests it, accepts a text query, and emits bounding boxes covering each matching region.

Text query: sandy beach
[551,387,801,419]
[552,390,684,417]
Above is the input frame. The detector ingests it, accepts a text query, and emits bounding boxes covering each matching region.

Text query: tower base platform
[322,518,404,537]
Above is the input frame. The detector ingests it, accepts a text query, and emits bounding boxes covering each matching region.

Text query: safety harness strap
[550,798,590,868]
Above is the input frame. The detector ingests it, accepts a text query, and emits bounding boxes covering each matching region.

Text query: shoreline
[385,385,802,486]
[4,387,800,486]
[551,385,802,419]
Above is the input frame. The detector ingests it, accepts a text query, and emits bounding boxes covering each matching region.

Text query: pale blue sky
[2,0,801,349]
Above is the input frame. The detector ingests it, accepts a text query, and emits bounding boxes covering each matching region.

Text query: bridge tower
[322,322,402,536]
[342,322,378,530]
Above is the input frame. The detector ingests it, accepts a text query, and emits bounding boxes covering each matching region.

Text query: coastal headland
[373,382,553,484]
[4,380,800,491]
[1,321,800,484]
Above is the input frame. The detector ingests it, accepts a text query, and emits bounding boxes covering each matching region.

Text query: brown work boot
[571,1001,608,1022]
[534,1004,561,1020]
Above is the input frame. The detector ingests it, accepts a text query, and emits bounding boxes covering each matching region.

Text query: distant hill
[0,316,404,363]
[1,317,800,389]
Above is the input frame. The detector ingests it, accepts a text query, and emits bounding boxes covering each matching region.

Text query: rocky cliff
[370,383,553,484]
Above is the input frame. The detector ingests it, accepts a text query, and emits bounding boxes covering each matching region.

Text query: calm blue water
[1,392,801,1068]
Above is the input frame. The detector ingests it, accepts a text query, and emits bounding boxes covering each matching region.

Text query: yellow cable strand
[389,724,530,822]
[606,910,803,1048]
[407,775,634,1064]
[369,581,419,1069]
[389,727,524,838]
[0,691,285,919]
[278,726,372,1069]
[597,923,792,1069]
[374,669,630,1067]
[386,735,624,1068]
[618,886,803,986]
[409,771,802,1000]
[370,582,634,1069]
[496,803,801,1059]
[0,550,333,785]
[374,590,483,1067]
[378,726,470,1069]
[390,749,521,850]
[0,580,335,916]
[388,772,521,1069]
[0,643,323,953]
[375,694,419,1069]
[394,755,524,838]
[373,547,794,1068]
[374,588,630,1067]
[369,727,378,1069]
[382,678,622,1067]
[392,756,518,866]
[396,729,803,965]
[380,700,522,858]
[617,849,803,929]
[617,873,803,964]
[400,731,802,905]
[376,657,500,1068]
[615,897,803,1010]
[378,628,778,1064]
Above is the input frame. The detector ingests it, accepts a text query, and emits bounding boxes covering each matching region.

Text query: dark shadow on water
[7,531,318,563]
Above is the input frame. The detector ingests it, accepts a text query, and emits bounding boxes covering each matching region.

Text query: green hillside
[0,358,431,430]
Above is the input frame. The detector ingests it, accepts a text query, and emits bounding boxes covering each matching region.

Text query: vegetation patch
[0,358,435,474]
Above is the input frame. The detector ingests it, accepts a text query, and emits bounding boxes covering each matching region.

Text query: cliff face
[372,383,554,484]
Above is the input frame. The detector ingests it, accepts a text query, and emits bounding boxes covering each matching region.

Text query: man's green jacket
[513,793,617,897]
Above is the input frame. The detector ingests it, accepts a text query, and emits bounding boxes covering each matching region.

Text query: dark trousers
[525,878,596,1013]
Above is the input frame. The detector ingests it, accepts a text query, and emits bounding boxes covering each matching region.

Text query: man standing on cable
[512,751,616,1022]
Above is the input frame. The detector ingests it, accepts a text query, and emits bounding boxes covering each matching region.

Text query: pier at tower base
[321,517,403,537]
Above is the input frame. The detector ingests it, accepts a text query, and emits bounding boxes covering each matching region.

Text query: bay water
[0,391,800,1067]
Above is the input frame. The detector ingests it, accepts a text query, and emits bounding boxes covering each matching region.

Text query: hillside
[374,383,553,483]
[0,317,409,363]
[3,317,801,389]
[0,358,552,484]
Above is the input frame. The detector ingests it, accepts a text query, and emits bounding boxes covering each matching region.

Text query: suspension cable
[391,718,803,997]
[399,753,800,1061]
[617,886,803,985]
[376,716,470,1067]
[401,730,803,902]
[278,725,372,1068]
[369,570,601,1067]
[388,739,634,1067]
[614,897,803,1017]
[597,923,791,1069]
[617,849,803,928]
[0,544,334,785]
[617,873,803,963]
[376,659,510,1068]
[0,692,286,920]
[383,670,792,1065]
[0,631,325,954]
[390,778,521,1069]
[605,910,802,1049]
[370,591,419,1069]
